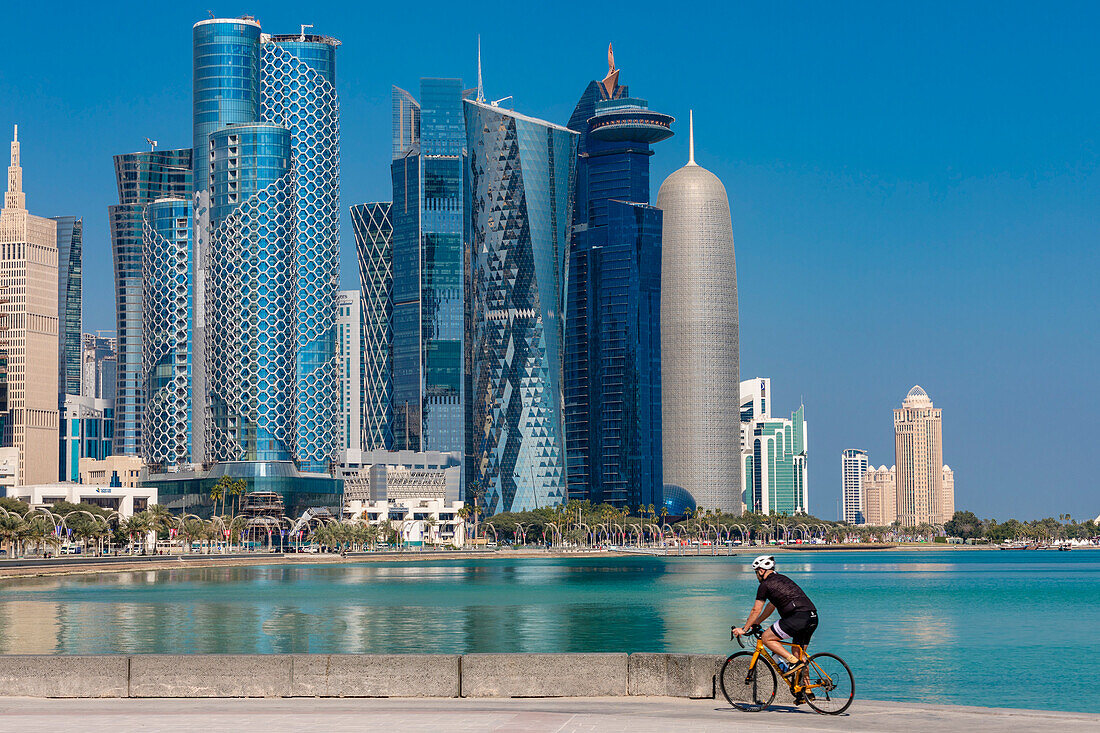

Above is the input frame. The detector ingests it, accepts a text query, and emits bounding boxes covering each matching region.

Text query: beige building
[863,464,897,526]
[78,455,144,489]
[894,385,952,527]
[942,465,955,522]
[0,126,59,485]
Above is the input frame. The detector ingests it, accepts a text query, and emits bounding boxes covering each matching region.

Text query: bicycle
[719,624,855,715]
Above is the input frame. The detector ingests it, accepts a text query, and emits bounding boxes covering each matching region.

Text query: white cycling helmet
[751,555,775,571]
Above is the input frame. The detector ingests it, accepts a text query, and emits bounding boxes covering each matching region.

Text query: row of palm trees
[0,497,459,557]
[472,500,952,550]
[0,502,170,558]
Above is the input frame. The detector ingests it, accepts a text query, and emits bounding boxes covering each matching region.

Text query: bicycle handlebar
[732,624,763,648]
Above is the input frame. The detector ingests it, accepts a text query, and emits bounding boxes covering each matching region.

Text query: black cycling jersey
[755,572,817,617]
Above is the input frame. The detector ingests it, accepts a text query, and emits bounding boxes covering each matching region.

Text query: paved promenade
[0,696,1092,733]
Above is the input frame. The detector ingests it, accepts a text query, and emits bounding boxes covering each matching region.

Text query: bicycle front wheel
[803,652,855,715]
[720,651,777,711]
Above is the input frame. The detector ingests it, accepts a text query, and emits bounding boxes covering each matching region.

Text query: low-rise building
[9,482,157,516]
[0,446,18,496]
[79,455,143,488]
[339,449,464,546]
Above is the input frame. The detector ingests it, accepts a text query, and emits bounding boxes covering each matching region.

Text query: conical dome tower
[656,112,741,513]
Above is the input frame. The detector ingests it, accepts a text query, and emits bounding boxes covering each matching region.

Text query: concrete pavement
[0,696,1092,733]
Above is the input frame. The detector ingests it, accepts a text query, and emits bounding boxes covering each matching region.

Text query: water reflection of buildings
[0,601,60,653]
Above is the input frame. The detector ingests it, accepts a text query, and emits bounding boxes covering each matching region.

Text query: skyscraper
[465,98,578,514]
[262,32,341,473]
[108,148,192,456]
[351,202,394,450]
[191,17,262,462]
[205,123,297,463]
[390,79,467,455]
[81,332,117,401]
[191,17,340,472]
[842,448,868,524]
[141,198,193,467]
[742,404,808,515]
[335,290,362,455]
[564,48,670,510]
[53,216,82,398]
[656,116,741,513]
[0,126,59,485]
[894,385,949,526]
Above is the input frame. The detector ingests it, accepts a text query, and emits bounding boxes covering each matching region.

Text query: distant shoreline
[0,542,1019,580]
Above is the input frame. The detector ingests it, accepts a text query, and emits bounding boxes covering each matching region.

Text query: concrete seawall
[0,653,781,700]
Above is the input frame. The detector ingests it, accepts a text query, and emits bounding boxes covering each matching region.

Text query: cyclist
[733,555,818,685]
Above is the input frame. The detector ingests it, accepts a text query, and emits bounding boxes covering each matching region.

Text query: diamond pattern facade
[261,38,341,472]
[464,100,578,514]
[141,199,193,466]
[351,202,394,450]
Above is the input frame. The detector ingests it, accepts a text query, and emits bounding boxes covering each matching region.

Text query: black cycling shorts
[771,610,818,647]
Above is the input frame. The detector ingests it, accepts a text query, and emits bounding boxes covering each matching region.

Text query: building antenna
[476,35,484,103]
[145,138,158,152]
[687,110,696,166]
[299,24,313,41]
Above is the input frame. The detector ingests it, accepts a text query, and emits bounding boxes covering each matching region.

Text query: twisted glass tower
[656,117,741,513]
[141,198,193,467]
[350,202,394,450]
[52,215,82,398]
[464,99,577,514]
[108,149,192,456]
[262,33,341,472]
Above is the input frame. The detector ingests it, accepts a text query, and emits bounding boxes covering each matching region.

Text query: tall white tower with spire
[0,125,60,485]
[655,113,741,513]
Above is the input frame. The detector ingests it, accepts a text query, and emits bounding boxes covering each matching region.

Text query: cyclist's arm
[740,600,773,631]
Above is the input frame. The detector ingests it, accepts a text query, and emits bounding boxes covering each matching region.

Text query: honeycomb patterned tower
[261,35,340,473]
[205,124,298,463]
[350,202,394,450]
[141,199,194,467]
[464,100,578,514]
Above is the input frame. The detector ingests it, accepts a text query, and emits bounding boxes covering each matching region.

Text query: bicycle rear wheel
[720,652,777,711]
[803,652,854,715]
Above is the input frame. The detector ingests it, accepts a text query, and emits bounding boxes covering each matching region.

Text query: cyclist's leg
[762,624,800,665]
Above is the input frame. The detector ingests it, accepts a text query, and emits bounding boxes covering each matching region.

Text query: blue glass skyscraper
[108,149,192,456]
[262,32,341,472]
[190,18,340,471]
[52,215,82,398]
[465,99,578,514]
[390,79,466,454]
[565,50,671,509]
[141,198,193,467]
[191,17,262,462]
[206,124,297,462]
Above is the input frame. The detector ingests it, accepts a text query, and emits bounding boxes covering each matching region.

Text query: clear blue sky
[1,1,1096,521]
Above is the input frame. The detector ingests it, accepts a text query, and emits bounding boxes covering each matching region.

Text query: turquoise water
[1,549,1096,712]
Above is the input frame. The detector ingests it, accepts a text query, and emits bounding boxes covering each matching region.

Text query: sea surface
[1,549,1096,712]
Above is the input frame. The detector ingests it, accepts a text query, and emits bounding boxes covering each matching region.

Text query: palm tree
[0,513,26,558]
[210,477,229,517]
[229,478,247,516]
[125,512,155,554]
[425,516,439,547]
